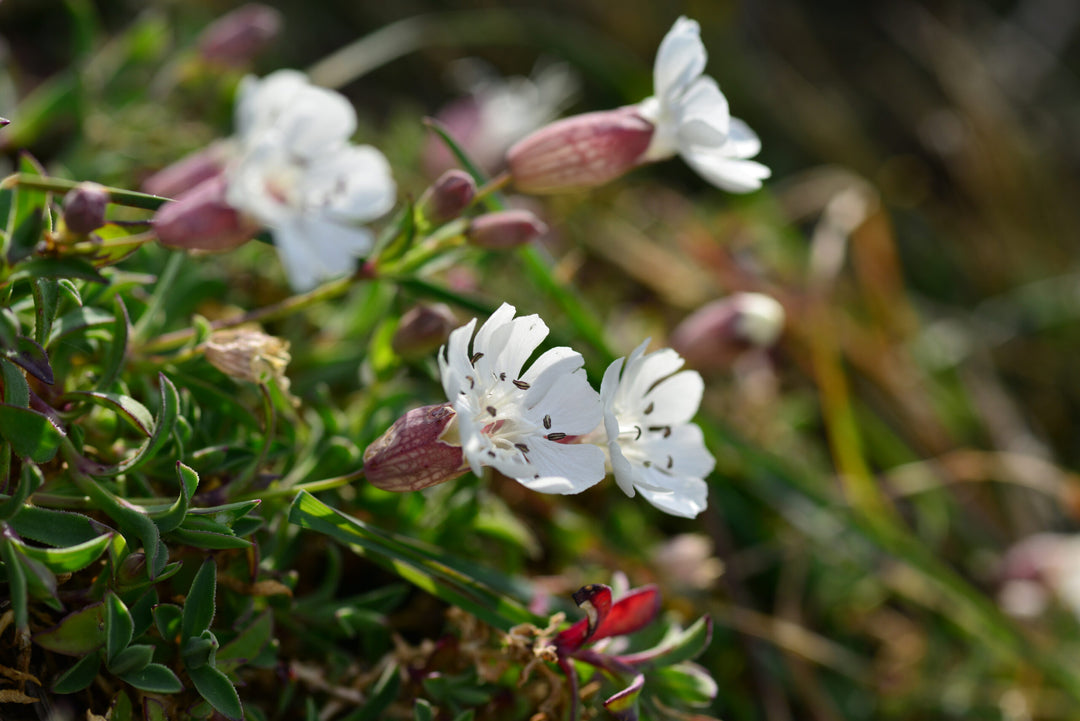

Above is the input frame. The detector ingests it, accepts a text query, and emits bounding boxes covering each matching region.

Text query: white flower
[600,340,715,517]
[225,71,396,291]
[637,17,770,193]
[438,303,606,494]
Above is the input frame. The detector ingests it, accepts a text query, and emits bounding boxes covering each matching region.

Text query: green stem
[131,251,185,343]
[234,468,365,503]
[0,173,168,211]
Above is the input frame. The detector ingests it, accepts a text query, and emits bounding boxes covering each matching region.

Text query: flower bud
[466,209,548,250]
[363,403,467,492]
[116,552,147,588]
[669,293,785,371]
[142,140,232,198]
[62,181,109,234]
[392,303,457,358]
[153,175,260,252]
[198,4,283,68]
[507,107,654,194]
[416,170,476,225]
[204,327,291,389]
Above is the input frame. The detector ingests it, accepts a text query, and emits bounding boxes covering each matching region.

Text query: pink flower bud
[392,303,457,358]
[198,4,283,68]
[507,107,654,194]
[62,182,109,234]
[466,209,548,249]
[669,293,785,371]
[416,170,476,225]
[142,141,232,198]
[153,175,260,252]
[363,403,467,492]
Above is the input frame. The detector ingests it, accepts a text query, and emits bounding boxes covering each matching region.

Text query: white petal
[514,440,606,494]
[519,346,585,400]
[476,311,548,382]
[274,86,358,158]
[643,370,704,426]
[608,439,639,497]
[637,423,715,478]
[637,474,708,517]
[272,223,325,293]
[235,70,310,140]
[654,17,707,103]
[524,369,601,436]
[675,76,729,145]
[725,117,762,158]
[682,150,771,193]
[472,303,517,358]
[620,347,685,410]
[440,318,478,399]
[302,145,396,222]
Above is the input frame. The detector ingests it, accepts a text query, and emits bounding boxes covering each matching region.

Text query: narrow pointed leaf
[119,663,183,693]
[96,296,129,391]
[603,673,644,721]
[188,664,242,720]
[7,335,53,384]
[107,643,154,676]
[0,404,63,462]
[105,592,134,663]
[149,462,197,533]
[182,558,217,640]
[0,537,29,629]
[0,357,30,407]
[64,391,154,436]
[616,616,712,670]
[15,531,112,573]
[52,652,102,693]
[0,462,44,521]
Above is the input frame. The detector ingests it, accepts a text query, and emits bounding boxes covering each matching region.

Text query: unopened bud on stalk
[364,403,467,492]
[153,175,260,252]
[62,182,109,234]
[198,3,282,67]
[669,292,785,370]
[506,107,654,194]
[466,209,548,249]
[392,303,457,358]
[142,140,232,198]
[204,327,291,390]
[416,170,476,225]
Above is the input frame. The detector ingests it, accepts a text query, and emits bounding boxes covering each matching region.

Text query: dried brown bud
[392,303,457,358]
[466,209,548,250]
[363,403,467,492]
[153,175,260,252]
[416,170,476,225]
[62,182,109,234]
[142,141,232,198]
[669,293,785,370]
[198,4,283,67]
[507,107,654,194]
[204,327,291,390]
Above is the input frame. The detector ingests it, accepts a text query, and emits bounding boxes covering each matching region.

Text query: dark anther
[515,443,530,453]
[466,375,475,389]
[546,432,567,441]
[487,451,496,458]
[649,425,672,438]
[643,401,654,415]
[500,372,507,381]
[513,379,531,390]
[543,415,552,429]
[634,425,642,441]
[666,455,673,469]
[470,352,484,365]
[487,406,497,417]
[643,460,652,468]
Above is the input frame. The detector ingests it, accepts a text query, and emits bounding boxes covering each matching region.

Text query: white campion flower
[225,71,396,291]
[600,340,715,517]
[637,16,770,193]
[438,303,606,494]
[507,16,769,195]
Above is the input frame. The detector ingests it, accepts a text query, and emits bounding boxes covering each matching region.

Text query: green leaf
[0,537,28,629]
[64,391,154,436]
[9,505,111,546]
[288,491,537,632]
[57,278,82,306]
[7,155,48,262]
[104,591,134,664]
[143,698,168,721]
[615,616,712,670]
[85,373,179,476]
[0,405,63,462]
[107,643,154,676]
[119,662,183,693]
[0,358,29,407]
[166,526,253,550]
[109,690,133,721]
[11,257,106,284]
[153,603,183,643]
[216,610,273,672]
[5,335,54,385]
[188,664,243,720]
[149,462,198,534]
[47,306,114,348]
[182,630,218,669]
[33,603,105,655]
[413,699,434,721]
[96,296,130,391]
[69,473,165,578]
[651,663,718,708]
[182,558,217,640]
[15,531,112,573]
[52,651,101,693]
[129,588,158,639]
[32,277,58,348]
[0,461,44,520]
[18,550,60,607]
